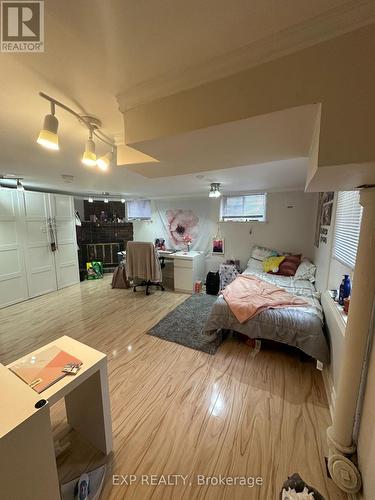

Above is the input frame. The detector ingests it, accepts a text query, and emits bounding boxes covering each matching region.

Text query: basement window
[126,200,152,221]
[220,193,267,222]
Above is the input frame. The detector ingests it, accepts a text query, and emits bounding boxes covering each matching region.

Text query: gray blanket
[203,269,330,363]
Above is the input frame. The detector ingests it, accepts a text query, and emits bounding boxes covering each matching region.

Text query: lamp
[82,130,96,167]
[37,92,117,171]
[16,179,24,191]
[209,183,221,198]
[121,198,125,204]
[88,197,93,203]
[97,151,112,171]
[104,197,109,203]
[37,102,59,150]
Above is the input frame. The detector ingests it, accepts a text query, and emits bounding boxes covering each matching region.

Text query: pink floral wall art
[166,209,199,247]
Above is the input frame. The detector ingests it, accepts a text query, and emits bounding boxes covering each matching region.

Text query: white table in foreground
[1,336,113,499]
[7,335,113,455]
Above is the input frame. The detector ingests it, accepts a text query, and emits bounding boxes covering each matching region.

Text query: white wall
[313,195,335,293]
[133,191,317,272]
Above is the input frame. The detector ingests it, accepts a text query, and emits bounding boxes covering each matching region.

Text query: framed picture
[321,202,333,226]
[212,238,224,254]
[314,191,334,247]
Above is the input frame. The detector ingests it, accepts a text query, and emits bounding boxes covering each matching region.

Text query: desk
[160,250,205,293]
[1,336,112,499]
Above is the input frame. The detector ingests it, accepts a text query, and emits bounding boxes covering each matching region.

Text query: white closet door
[51,194,79,289]
[23,191,58,297]
[0,189,29,308]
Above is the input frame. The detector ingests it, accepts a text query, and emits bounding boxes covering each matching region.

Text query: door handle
[48,217,57,252]
[52,217,58,250]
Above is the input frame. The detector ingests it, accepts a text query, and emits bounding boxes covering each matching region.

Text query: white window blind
[126,199,152,220]
[332,191,363,269]
[220,193,267,222]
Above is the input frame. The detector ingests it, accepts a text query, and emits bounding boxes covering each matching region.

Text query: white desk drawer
[174,258,193,269]
[174,267,193,292]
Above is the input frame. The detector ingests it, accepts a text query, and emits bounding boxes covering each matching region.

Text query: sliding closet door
[0,189,29,308]
[51,195,79,289]
[23,191,58,297]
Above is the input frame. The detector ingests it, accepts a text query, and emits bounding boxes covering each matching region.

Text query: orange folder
[10,345,82,393]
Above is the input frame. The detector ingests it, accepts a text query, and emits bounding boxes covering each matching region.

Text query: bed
[203,267,330,363]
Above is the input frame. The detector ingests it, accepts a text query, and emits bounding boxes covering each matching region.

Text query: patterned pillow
[247,245,279,271]
[272,254,302,277]
[294,259,316,282]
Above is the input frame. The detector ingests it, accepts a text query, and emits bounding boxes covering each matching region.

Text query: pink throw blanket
[222,275,308,323]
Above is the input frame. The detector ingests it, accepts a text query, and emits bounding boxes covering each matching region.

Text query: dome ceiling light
[209,182,221,198]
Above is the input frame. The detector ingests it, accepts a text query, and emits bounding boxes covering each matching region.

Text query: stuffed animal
[280,473,325,500]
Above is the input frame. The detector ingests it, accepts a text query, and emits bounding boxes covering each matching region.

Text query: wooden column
[327,187,375,494]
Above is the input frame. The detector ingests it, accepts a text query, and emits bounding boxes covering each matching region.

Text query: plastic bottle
[339,275,351,305]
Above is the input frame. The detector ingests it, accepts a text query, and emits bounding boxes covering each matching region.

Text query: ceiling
[125,105,318,178]
[0,104,317,196]
[0,0,372,197]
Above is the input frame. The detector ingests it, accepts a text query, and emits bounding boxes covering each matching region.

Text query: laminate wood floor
[0,277,347,500]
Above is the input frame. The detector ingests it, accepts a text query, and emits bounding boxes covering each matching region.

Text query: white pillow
[246,245,278,270]
[294,259,316,282]
[246,258,263,272]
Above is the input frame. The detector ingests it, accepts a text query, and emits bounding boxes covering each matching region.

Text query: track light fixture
[209,182,221,198]
[37,102,59,150]
[82,130,97,167]
[97,150,113,171]
[37,92,116,171]
[121,198,125,204]
[88,197,93,203]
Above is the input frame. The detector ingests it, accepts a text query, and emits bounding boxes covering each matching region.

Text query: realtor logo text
[1,0,44,52]
[113,474,264,488]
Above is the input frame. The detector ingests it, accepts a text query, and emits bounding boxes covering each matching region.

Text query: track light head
[37,112,59,150]
[82,135,96,167]
[16,179,24,191]
[88,197,93,203]
[97,152,112,171]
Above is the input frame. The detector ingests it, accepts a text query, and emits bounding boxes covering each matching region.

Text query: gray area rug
[148,294,223,354]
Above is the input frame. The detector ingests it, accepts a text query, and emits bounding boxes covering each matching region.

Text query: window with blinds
[220,193,267,222]
[332,191,363,269]
[126,199,152,220]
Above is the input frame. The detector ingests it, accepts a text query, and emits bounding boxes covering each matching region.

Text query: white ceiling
[0,104,317,196]
[126,105,318,178]
[1,157,310,199]
[0,0,371,197]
